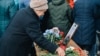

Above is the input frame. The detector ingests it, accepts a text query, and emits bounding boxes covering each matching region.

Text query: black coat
[95,0,100,31]
[0,7,58,56]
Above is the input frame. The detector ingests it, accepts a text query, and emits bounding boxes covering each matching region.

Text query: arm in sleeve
[25,20,58,53]
[67,6,74,24]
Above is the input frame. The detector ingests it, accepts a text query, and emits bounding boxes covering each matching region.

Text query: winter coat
[0,0,17,37]
[0,7,58,56]
[95,0,100,31]
[72,0,96,45]
[47,0,72,35]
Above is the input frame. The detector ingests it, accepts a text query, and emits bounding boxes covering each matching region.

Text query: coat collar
[26,6,40,21]
[51,0,65,5]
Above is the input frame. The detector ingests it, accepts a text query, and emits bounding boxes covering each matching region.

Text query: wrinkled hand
[56,47,65,56]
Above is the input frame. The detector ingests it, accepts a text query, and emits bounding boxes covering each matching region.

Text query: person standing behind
[95,0,100,55]
[0,0,65,56]
[47,0,72,36]
[0,0,17,38]
[72,0,96,56]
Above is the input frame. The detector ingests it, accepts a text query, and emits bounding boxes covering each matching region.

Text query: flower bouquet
[65,46,80,56]
[43,27,64,44]
[36,27,86,56]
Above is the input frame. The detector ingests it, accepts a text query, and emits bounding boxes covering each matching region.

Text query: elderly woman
[0,0,65,56]
[95,0,100,55]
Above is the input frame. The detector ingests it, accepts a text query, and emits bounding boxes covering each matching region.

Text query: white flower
[54,33,60,37]
[66,46,75,51]
[49,29,54,34]
[45,29,50,33]
[52,27,60,34]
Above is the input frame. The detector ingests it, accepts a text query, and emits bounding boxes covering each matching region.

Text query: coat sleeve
[67,6,73,24]
[25,19,58,53]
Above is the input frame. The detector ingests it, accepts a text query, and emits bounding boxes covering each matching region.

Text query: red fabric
[59,44,66,50]
[68,0,74,9]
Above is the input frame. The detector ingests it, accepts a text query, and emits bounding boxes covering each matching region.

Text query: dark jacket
[0,0,17,37]
[47,0,72,35]
[72,0,96,45]
[95,0,100,31]
[0,7,58,56]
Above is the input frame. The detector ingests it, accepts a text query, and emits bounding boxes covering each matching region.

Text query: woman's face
[34,10,47,17]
